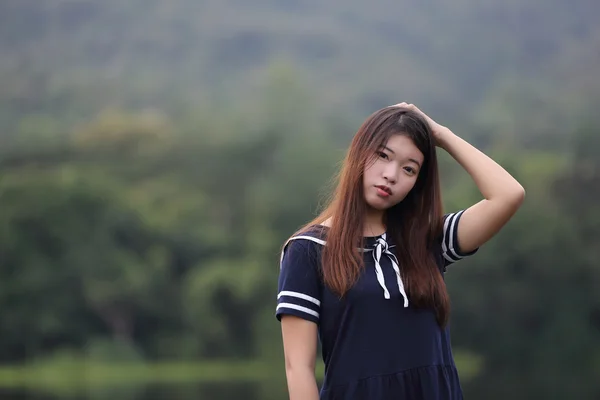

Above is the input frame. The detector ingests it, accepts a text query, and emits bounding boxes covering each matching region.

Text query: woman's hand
[391,102,452,147]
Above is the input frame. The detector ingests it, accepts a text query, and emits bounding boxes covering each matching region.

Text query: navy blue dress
[276,211,477,399]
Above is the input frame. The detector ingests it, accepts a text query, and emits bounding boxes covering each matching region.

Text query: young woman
[275,103,525,399]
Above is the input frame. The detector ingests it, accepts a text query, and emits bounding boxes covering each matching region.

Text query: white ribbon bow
[372,233,409,307]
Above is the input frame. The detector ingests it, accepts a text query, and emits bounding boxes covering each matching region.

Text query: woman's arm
[396,103,526,253]
[281,315,320,400]
[436,131,525,252]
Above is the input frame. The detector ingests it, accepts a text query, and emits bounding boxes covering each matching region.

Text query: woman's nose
[383,164,398,184]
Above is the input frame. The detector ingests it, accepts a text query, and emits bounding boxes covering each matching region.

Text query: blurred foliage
[0,77,597,398]
[1,0,599,138]
[0,1,599,399]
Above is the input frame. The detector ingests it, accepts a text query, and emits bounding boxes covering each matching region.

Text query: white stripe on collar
[280,233,408,306]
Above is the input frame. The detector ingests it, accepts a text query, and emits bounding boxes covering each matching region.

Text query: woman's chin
[365,196,391,211]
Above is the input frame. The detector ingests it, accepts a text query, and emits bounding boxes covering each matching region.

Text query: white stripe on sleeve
[276,303,319,319]
[277,290,321,306]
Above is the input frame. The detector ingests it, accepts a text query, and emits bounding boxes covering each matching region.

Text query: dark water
[0,382,286,400]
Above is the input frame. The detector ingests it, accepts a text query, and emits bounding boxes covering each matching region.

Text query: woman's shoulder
[279,224,327,271]
[284,224,328,249]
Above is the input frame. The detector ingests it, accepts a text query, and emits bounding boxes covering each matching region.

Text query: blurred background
[0,0,599,399]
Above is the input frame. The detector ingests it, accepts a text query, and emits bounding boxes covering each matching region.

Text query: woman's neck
[363,208,386,237]
[321,210,387,237]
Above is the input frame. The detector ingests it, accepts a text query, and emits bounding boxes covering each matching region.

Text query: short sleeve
[276,238,322,325]
[441,210,478,268]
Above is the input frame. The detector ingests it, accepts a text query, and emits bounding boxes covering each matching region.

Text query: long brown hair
[294,106,448,326]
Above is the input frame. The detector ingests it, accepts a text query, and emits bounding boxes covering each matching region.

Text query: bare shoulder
[321,217,332,227]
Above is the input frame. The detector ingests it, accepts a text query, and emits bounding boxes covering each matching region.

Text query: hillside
[1,0,598,140]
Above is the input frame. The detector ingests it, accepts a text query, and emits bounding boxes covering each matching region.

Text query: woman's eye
[377,151,388,160]
[404,167,416,175]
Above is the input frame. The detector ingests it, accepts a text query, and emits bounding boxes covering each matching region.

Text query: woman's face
[363,134,424,211]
